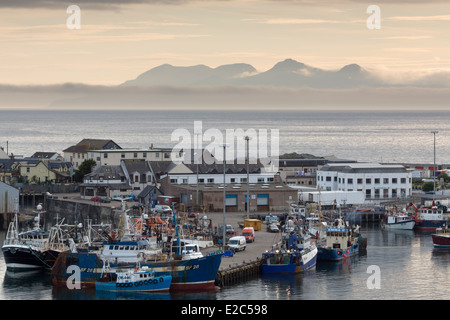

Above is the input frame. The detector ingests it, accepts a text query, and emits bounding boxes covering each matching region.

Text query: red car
[188,212,197,218]
[91,196,100,201]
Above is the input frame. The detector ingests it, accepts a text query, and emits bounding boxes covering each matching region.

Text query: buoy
[343,254,347,258]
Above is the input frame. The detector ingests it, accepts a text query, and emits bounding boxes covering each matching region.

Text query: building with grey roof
[317,163,412,201]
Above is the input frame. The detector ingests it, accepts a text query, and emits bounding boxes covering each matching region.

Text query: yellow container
[244,219,262,231]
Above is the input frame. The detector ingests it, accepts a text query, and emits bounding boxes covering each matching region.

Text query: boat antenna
[171,202,181,256]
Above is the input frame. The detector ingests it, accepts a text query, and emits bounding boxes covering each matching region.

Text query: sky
[1,0,450,86]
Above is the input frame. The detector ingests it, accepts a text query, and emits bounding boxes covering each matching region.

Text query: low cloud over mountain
[2,59,450,110]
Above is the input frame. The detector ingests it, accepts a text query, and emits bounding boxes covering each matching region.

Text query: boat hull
[2,245,46,270]
[95,275,172,292]
[415,219,446,231]
[317,244,359,262]
[51,251,222,291]
[262,248,317,274]
[432,234,450,248]
[382,220,415,230]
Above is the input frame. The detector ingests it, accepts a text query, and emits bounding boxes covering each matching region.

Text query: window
[392,178,397,184]
[170,179,177,184]
[258,178,265,183]
[357,178,363,184]
[374,178,380,184]
[401,178,406,184]
[326,176,332,182]
[383,178,389,184]
[135,175,139,183]
[143,152,147,158]
[230,178,236,183]
[121,153,125,158]
[198,178,205,183]
[347,178,353,184]
[366,178,371,184]
[164,153,170,159]
[134,153,138,158]
[207,178,214,183]
[103,153,108,158]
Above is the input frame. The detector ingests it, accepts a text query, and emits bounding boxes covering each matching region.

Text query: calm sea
[1,109,449,163]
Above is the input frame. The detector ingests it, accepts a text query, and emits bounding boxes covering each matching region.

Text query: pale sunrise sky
[1,0,450,86]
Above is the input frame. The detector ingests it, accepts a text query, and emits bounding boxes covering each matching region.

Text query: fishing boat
[381,212,415,230]
[431,227,450,248]
[261,232,317,274]
[2,205,50,270]
[95,263,172,292]
[407,203,446,231]
[51,200,222,291]
[317,218,366,262]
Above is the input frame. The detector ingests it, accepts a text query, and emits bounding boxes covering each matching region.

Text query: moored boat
[261,232,317,274]
[95,263,172,292]
[381,213,415,230]
[317,218,366,262]
[432,227,450,248]
[407,203,447,231]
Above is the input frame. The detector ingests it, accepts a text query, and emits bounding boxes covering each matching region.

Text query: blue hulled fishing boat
[261,232,317,274]
[317,218,366,262]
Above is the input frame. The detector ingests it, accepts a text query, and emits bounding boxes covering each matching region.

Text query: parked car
[99,196,111,203]
[241,227,255,243]
[91,196,100,202]
[218,224,235,236]
[154,205,172,214]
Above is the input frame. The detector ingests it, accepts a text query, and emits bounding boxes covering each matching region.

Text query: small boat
[431,227,450,248]
[317,218,366,262]
[261,232,317,274]
[381,213,415,230]
[95,263,172,292]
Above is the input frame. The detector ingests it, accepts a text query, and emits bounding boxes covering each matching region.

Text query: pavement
[201,211,284,271]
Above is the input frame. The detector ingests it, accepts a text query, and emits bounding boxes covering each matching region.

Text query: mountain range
[121,58,383,89]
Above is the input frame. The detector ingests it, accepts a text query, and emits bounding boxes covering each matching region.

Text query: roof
[31,152,60,159]
[85,165,125,179]
[279,158,357,167]
[319,163,408,174]
[64,139,121,152]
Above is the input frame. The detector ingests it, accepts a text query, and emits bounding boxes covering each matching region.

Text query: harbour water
[0,225,449,300]
[1,109,450,163]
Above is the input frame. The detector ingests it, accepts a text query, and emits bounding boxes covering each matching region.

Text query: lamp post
[222,144,228,250]
[431,131,438,200]
[245,136,250,219]
[194,152,199,211]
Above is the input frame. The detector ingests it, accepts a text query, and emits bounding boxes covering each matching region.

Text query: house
[17,159,72,184]
[316,163,413,201]
[79,160,163,199]
[0,159,18,184]
[63,139,121,170]
[278,158,356,187]
[87,147,184,167]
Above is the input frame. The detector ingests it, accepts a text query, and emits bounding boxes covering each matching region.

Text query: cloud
[0,0,189,10]
[1,83,450,111]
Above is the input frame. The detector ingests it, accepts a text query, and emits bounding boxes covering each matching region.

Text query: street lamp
[222,143,228,251]
[431,130,439,199]
[245,136,251,219]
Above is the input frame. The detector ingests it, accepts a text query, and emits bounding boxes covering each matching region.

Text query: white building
[88,148,183,167]
[316,163,412,201]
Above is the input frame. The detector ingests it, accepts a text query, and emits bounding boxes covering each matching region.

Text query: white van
[227,236,246,252]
